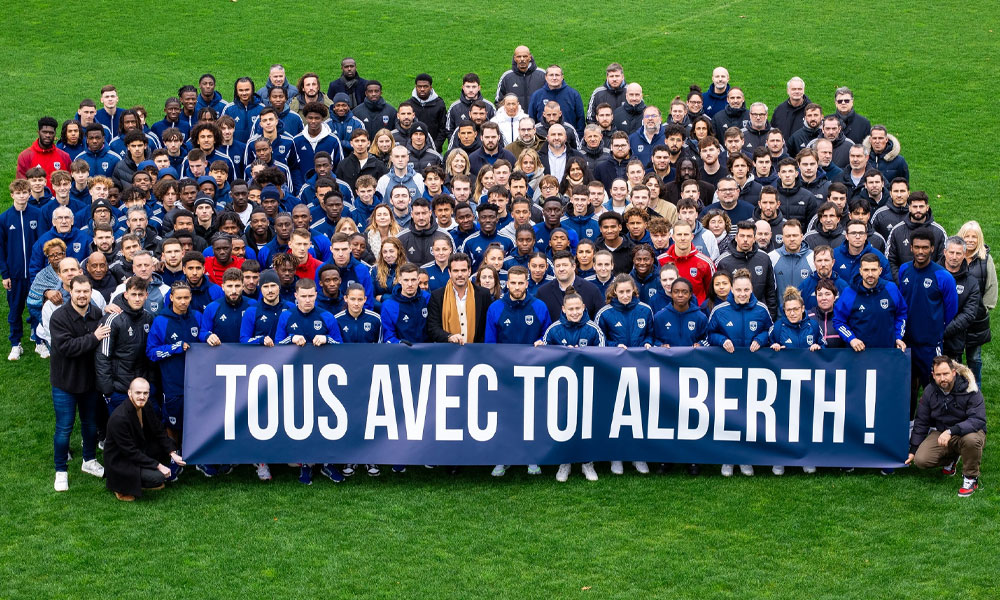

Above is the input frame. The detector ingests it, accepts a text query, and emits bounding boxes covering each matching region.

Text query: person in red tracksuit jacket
[657,221,715,304]
[17,117,71,190]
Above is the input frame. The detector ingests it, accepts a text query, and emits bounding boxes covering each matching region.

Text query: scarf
[442,280,476,342]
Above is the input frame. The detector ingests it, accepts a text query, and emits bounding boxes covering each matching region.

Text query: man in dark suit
[426,253,494,344]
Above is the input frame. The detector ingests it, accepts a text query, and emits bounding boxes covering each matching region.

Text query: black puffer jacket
[715,238,778,317]
[965,247,995,346]
[909,364,986,453]
[941,259,981,358]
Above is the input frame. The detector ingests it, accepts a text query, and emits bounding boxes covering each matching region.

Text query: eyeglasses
[835,98,852,104]
[46,252,66,259]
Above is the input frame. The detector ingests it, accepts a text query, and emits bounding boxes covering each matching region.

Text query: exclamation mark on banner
[864,370,876,444]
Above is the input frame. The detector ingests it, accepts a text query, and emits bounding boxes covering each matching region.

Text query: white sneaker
[581,462,598,481]
[556,464,571,482]
[772,465,784,476]
[491,464,507,477]
[98,439,104,451]
[721,464,734,477]
[81,459,104,478]
[54,471,68,492]
[35,343,49,358]
[740,464,755,476]
[610,461,624,475]
[802,466,817,474]
[8,345,22,361]
[256,463,272,481]
[633,461,649,474]
[526,464,541,475]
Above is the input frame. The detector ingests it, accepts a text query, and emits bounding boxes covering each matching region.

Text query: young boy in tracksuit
[1,179,43,360]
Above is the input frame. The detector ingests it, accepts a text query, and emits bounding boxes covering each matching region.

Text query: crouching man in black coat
[105,377,186,501]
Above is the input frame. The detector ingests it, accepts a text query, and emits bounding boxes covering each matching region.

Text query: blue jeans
[53,388,98,472]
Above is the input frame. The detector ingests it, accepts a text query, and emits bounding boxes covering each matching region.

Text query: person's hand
[723,340,734,353]
[182,342,190,351]
[618,344,627,349]
[449,333,465,345]
[850,339,865,352]
[93,324,111,341]
[904,453,914,465]
[770,343,783,351]
[206,333,221,347]
[157,463,172,477]
[105,303,122,314]
[170,451,186,466]
[809,344,821,352]
[263,336,274,347]
[896,339,907,352]
[292,335,306,347]
[312,335,327,346]
[533,340,544,347]
[644,343,651,349]
[937,430,952,447]
[2,278,11,291]
[749,340,760,352]
[44,289,61,303]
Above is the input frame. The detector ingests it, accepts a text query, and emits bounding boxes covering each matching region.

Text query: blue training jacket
[146,308,202,398]
[0,205,43,280]
[767,316,825,348]
[652,303,708,347]
[199,296,256,343]
[897,261,958,346]
[275,306,343,344]
[542,313,605,347]
[380,286,431,344]
[239,300,291,344]
[707,292,773,347]
[832,274,908,348]
[595,297,654,347]
[335,308,384,343]
[485,292,552,344]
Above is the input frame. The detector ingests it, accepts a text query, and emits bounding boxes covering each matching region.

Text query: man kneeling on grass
[905,356,986,497]
[104,377,186,501]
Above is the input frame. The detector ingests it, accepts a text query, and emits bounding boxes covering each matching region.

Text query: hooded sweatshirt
[410,88,448,149]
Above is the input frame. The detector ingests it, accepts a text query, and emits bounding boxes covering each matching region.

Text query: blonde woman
[957,220,996,385]
[335,217,359,236]
[370,237,408,303]
[366,204,401,257]
[444,149,470,183]
[516,148,544,193]
[369,128,395,161]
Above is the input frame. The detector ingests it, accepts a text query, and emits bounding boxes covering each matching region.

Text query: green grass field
[1,1,999,598]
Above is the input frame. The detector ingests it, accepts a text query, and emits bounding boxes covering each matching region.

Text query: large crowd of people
[3,49,992,500]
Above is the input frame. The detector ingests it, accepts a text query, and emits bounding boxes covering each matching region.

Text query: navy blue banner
[182,344,910,468]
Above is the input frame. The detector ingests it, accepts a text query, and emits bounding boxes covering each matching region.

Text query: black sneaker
[687,464,700,476]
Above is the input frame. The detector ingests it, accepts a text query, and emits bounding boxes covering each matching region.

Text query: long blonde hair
[375,237,408,289]
[474,165,495,199]
[366,204,401,237]
[958,221,988,260]
[369,128,395,160]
